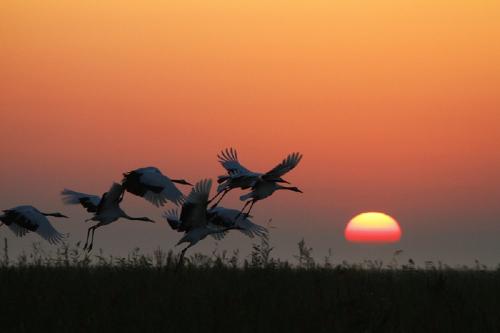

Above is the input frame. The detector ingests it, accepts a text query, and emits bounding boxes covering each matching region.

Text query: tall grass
[1,236,500,332]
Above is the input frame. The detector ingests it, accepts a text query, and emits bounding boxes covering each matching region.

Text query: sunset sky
[1,1,500,265]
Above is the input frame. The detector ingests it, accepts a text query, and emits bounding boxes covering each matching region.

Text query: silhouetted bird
[213,148,303,217]
[0,205,67,244]
[61,183,154,251]
[122,167,191,207]
[163,179,230,263]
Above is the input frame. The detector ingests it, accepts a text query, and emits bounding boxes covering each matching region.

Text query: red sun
[345,212,402,243]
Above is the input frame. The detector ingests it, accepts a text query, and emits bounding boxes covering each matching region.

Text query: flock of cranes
[0,148,303,258]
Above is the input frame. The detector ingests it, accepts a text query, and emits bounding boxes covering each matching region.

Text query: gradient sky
[1,1,500,265]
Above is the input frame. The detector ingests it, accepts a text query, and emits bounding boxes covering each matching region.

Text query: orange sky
[1,1,500,264]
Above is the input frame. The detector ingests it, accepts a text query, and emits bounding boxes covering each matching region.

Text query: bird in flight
[61,183,154,251]
[213,148,303,217]
[163,179,231,264]
[122,167,192,207]
[0,205,68,244]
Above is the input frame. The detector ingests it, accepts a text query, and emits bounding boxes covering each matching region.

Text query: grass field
[1,239,499,332]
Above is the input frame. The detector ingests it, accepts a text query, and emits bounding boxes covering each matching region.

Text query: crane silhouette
[212,148,303,217]
[210,148,286,208]
[0,205,67,244]
[61,183,154,251]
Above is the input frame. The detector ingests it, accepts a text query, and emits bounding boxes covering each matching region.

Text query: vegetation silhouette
[0,236,499,332]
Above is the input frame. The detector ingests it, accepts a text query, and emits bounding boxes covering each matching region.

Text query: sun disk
[345,212,402,243]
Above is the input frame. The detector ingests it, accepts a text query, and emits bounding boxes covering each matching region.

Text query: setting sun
[345,212,402,243]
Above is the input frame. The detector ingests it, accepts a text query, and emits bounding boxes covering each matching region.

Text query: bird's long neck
[123,214,149,221]
[171,179,189,185]
[276,185,295,191]
[42,212,62,217]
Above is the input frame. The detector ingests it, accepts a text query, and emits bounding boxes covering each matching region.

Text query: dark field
[1,242,500,333]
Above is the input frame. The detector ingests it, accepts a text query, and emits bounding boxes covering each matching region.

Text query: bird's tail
[163,209,181,230]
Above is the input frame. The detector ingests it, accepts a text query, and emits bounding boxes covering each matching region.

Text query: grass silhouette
[0,237,499,332]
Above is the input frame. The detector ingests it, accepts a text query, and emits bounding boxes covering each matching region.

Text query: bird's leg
[83,226,93,250]
[88,226,98,252]
[208,190,224,204]
[176,245,191,271]
[209,189,229,209]
[244,200,257,218]
[235,201,251,220]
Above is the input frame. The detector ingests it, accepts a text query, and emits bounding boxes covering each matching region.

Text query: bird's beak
[61,214,69,218]
[297,189,304,193]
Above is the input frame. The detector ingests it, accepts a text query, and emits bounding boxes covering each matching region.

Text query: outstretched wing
[235,217,268,238]
[179,179,211,229]
[218,148,256,175]
[263,152,303,179]
[123,167,185,207]
[210,231,228,241]
[97,183,124,214]
[61,189,101,213]
[163,209,183,231]
[34,218,65,245]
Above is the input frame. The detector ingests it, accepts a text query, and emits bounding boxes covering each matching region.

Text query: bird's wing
[263,152,303,179]
[7,223,29,238]
[97,183,124,213]
[235,217,268,238]
[61,189,101,212]
[218,148,257,175]
[209,230,228,240]
[139,169,185,206]
[208,207,235,226]
[162,209,182,231]
[179,179,211,229]
[209,207,267,238]
[35,218,65,245]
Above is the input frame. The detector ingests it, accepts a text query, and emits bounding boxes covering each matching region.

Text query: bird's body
[237,182,303,219]
[122,167,191,207]
[241,180,282,201]
[61,183,154,251]
[213,148,303,217]
[0,205,67,244]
